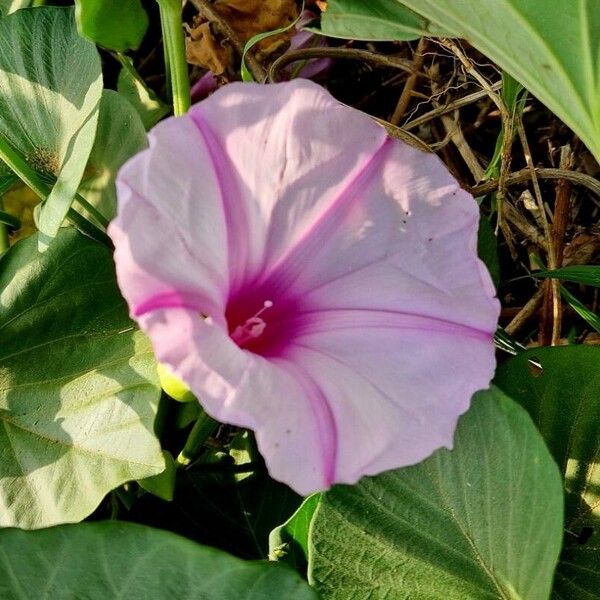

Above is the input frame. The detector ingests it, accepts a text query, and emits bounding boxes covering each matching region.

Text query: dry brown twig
[469,167,600,199]
[505,286,546,336]
[545,145,574,345]
[390,37,429,126]
[429,64,485,182]
[268,47,419,83]
[437,38,517,247]
[513,115,560,346]
[403,83,503,131]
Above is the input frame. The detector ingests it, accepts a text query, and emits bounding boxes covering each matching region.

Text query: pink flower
[109,80,499,495]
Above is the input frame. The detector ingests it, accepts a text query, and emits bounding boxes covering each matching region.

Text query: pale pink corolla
[109,80,499,495]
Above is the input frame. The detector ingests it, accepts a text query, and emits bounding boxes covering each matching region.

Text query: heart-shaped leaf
[0,521,317,599]
[0,228,164,528]
[0,6,102,247]
[496,347,600,599]
[308,388,564,599]
[397,0,600,163]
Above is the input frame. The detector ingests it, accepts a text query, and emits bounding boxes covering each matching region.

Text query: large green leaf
[495,347,600,599]
[79,90,147,221]
[309,388,564,599]
[316,0,446,41]
[75,0,149,52]
[0,7,102,247]
[0,521,317,599]
[398,0,600,163]
[0,228,164,528]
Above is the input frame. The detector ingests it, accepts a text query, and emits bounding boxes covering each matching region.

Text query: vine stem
[157,0,191,116]
[176,411,219,468]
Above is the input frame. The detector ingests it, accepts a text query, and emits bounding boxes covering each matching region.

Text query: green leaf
[398,0,600,164]
[315,0,447,41]
[0,521,318,599]
[0,0,28,16]
[0,228,164,528]
[79,90,147,221]
[141,435,303,560]
[75,0,148,52]
[560,285,600,333]
[533,265,600,288]
[117,56,170,130]
[174,456,302,559]
[495,347,600,599]
[138,450,177,501]
[241,6,304,82]
[0,6,102,248]
[309,387,564,599]
[269,493,321,572]
[477,215,500,288]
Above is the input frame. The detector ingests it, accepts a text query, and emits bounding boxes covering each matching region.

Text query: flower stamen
[231,300,274,347]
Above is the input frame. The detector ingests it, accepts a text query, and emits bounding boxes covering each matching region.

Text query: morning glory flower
[109,80,499,495]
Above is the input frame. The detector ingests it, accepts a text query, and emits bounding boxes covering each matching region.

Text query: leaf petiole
[156,0,191,116]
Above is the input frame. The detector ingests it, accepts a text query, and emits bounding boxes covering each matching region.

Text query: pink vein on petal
[189,111,250,292]
[289,307,495,340]
[258,135,394,295]
[276,358,338,486]
[134,291,204,317]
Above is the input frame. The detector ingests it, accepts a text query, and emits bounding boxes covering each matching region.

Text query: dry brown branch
[505,286,546,336]
[430,65,485,183]
[548,145,574,345]
[402,83,502,131]
[469,168,600,199]
[390,38,428,126]
[503,200,548,250]
[269,47,419,83]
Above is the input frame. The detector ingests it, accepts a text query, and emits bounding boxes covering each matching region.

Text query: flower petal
[139,307,337,495]
[265,139,499,334]
[188,80,389,291]
[285,310,496,484]
[109,113,231,323]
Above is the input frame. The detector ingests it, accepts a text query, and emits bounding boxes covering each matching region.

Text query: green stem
[176,411,219,468]
[0,135,110,245]
[74,192,109,229]
[0,200,9,254]
[156,0,191,116]
[32,0,46,6]
[66,207,112,247]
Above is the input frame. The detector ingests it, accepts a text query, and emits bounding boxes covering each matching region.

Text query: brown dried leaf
[186,20,232,74]
[186,0,299,72]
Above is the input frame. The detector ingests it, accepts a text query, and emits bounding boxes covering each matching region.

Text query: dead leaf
[186,0,299,72]
[186,20,232,74]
